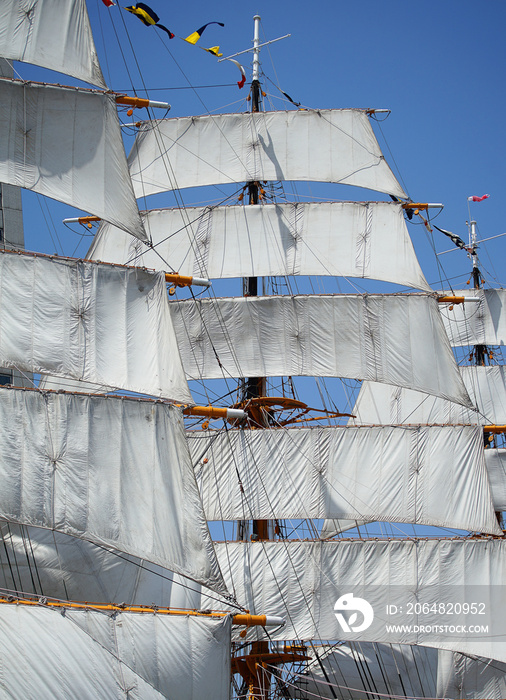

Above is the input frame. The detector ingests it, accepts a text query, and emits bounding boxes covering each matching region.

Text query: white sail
[0,0,106,88]
[128,109,408,199]
[0,251,192,403]
[208,539,506,663]
[485,448,506,511]
[0,524,202,609]
[0,604,231,700]
[0,387,226,593]
[88,201,430,290]
[437,649,506,699]
[460,365,506,424]
[320,519,367,538]
[349,378,482,425]
[289,643,438,699]
[170,293,471,405]
[440,289,506,346]
[0,78,146,241]
[320,449,506,535]
[190,425,500,533]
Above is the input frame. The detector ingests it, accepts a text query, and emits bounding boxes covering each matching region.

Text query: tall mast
[239,14,270,544]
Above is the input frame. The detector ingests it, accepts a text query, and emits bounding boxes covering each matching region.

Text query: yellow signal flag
[184,21,224,45]
[204,46,223,57]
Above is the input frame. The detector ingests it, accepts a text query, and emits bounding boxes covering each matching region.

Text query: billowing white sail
[0,387,225,593]
[289,643,438,699]
[437,649,506,699]
[0,524,202,609]
[170,293,471,405]
[0,0,106,88]
[88,201,430,290]
[0,79,146,240]
[0,604,231,700]
[129,110,408,199]
[440,289,506,346]
[208,539,506,663]
[0,251,192,403]
[190,425,500,533]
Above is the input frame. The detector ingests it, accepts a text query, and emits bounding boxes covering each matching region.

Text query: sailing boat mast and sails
[0,1,504,698]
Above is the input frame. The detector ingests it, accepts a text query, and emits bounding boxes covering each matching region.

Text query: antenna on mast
[218,17,290,111]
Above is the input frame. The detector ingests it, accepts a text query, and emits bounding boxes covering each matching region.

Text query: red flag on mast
[468,194,490,202]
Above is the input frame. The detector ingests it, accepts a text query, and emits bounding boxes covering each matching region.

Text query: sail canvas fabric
[0,388,226,593]
[350,365,506,426]
[440,289,506,346]
[170,293,471,406]
[437,649,506,699]
[189,424,501,534]
[89,201,431,290]
[0,604,231,700]
[485,448,506,511]
[320,519,370,538]
[0,251,192,402]
[0,0,106,88]
[349,364,506,426]
[460,365,506,424]
[0,79,146,241]
[322,447,506,537]
[209,539,506,663]
[128,110,407,199]
[0,524,202,609]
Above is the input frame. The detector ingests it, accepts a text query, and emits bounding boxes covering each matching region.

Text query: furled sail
[0,0,106,88]
[189,424,500,534]
[0,251,192,403]
[440,289,506,346]
[170,293,471,405]
[0,524,202,609]
[207,539,506,663]
[437,649,506,699]
[88,201,430,290]
[289,643,438,699]
[0,603,231,700]
[0,387,226,593]
[128,109,408,199]
[0,78,146,240]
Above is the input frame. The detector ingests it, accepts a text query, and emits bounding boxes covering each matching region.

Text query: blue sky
[16,0,505,292]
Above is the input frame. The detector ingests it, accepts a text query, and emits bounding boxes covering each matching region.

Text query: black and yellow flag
[185,22,224,44]
[204,46,223,57]
[125,3,174,38]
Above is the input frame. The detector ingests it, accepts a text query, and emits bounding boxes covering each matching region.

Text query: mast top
[252,15,261,84]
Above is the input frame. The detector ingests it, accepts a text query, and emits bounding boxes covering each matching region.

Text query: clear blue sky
[16,0,505,294]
